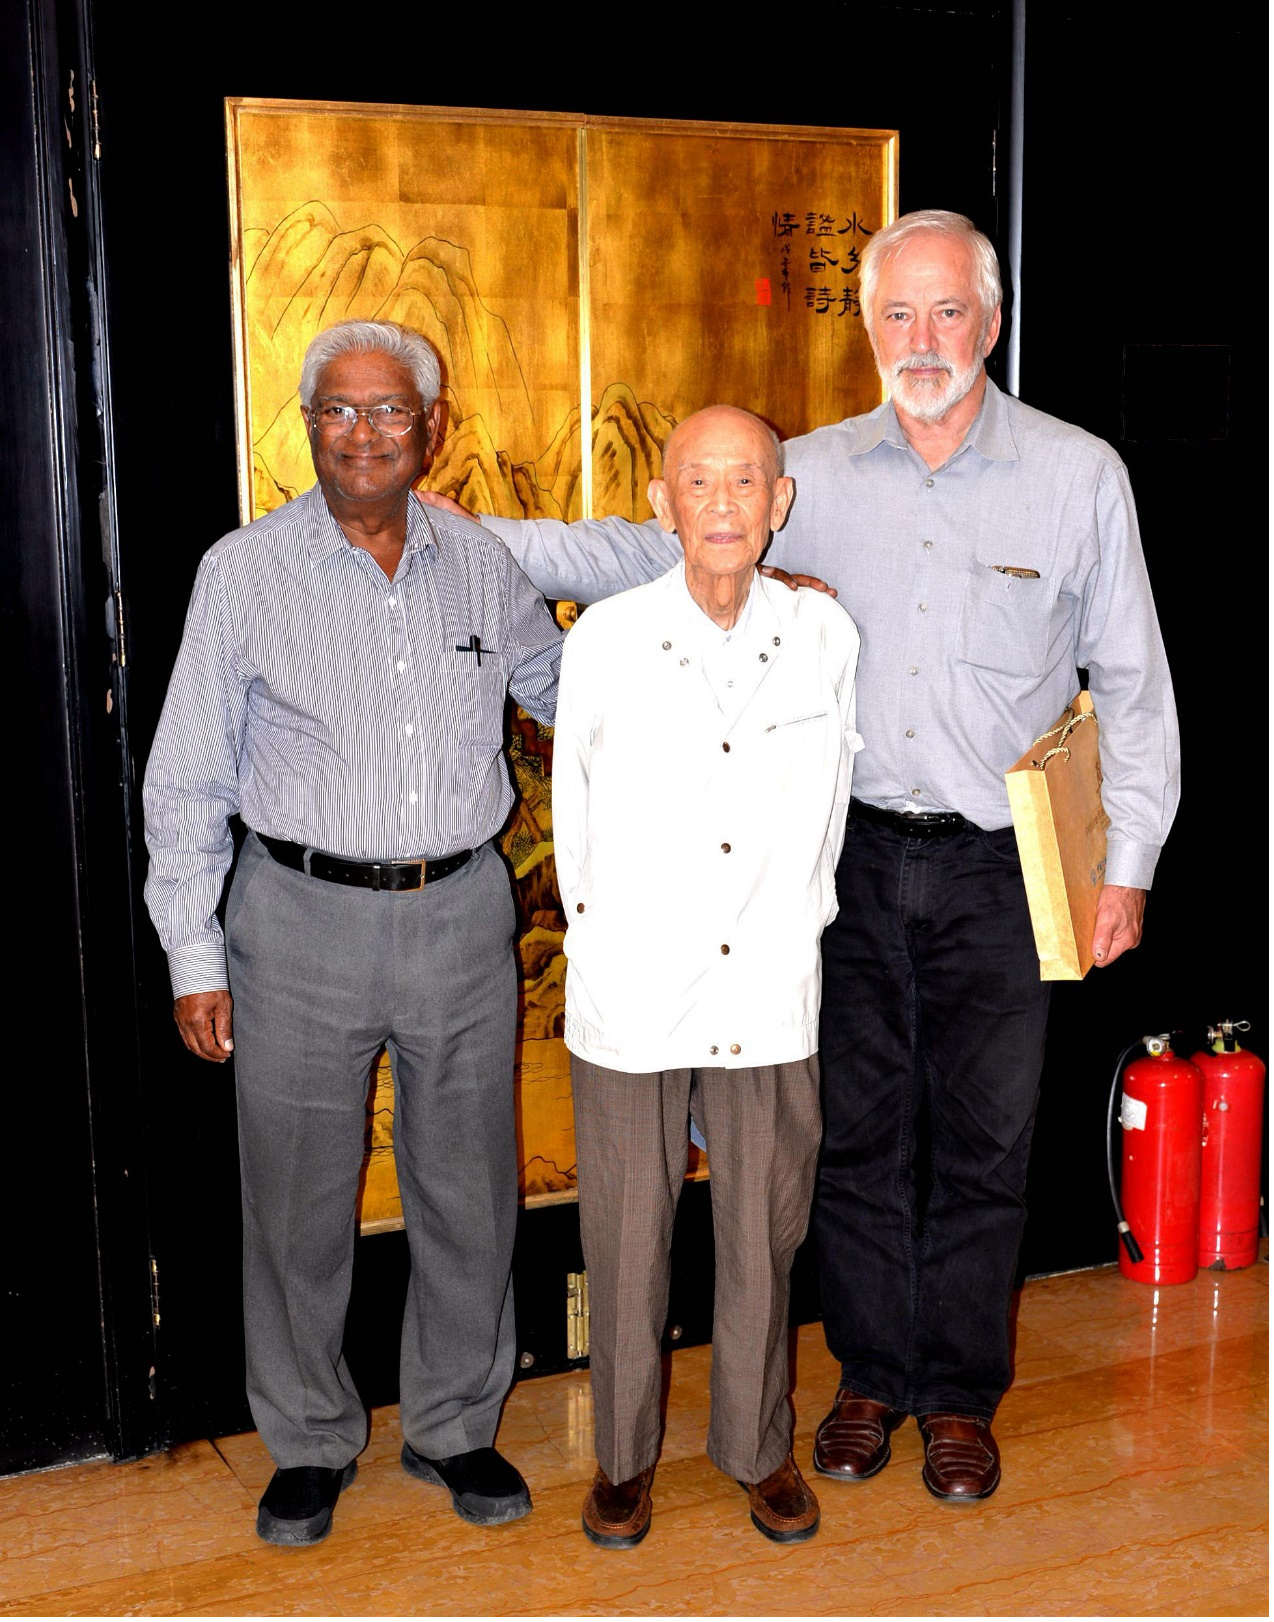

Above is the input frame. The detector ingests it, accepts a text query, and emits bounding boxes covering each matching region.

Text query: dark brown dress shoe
[813,1390,904,1481]
[582,1464,654,1547]
[918,1413,1001,1501]
[739,1453,820,1542]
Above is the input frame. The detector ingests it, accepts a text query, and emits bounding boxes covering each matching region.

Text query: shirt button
[720,944,730,955]
[918,603,928,612]
[759,652,768,662]
[709,1045,719,1056]
[397,660,406,672]
[387,597,397,607]
[729,1044,741,1055]
[662,640,672,651]
[924,478,934,488]
[722,741,731,752]
[911,787,922,797]
[576,902,585,914]
[773,636,781,646]
[923,540,934,551]
[405,724,414,737]
[409,791,417,804]
[909,666,919,676]
[906,728,916,738]
[721,842,731,853]
[680,657,689,667]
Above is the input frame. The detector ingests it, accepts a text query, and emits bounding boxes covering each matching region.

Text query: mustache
[891,351,954,380]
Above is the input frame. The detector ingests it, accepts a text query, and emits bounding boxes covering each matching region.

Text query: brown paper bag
[1005,691,1110,981]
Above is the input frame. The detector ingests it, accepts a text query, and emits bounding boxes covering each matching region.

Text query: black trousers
[815,816,1051,1419]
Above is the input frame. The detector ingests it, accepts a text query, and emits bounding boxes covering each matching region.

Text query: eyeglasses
[306,401,421,438]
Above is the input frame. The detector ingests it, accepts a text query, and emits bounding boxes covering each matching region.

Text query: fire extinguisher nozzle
[1117,1221,1144,1264]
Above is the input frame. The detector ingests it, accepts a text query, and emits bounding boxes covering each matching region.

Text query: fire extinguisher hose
[1107,1040,1146,1263]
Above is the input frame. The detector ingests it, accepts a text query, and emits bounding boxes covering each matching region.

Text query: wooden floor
[1,1258,1266,1618]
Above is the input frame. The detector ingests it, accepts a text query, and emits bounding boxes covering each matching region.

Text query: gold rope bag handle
[1030,704,1095,770]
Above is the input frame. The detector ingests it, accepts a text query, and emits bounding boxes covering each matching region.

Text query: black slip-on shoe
[256,1460,357,1546]
[400,1442,531,1525]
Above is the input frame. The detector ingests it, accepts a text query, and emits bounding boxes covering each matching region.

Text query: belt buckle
[370,862,425,893]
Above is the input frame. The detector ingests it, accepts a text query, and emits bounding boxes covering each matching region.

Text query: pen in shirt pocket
[988,565,1041,579]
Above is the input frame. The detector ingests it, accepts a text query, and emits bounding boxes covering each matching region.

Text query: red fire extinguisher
[1107,1034,1204,1284]
[1193,1021,1266,1271]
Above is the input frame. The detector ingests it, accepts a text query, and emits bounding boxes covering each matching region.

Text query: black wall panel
[0,0,110,1473]
[1013,10,1262,1276]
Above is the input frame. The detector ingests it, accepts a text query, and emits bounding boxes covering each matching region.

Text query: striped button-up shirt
[144,485,561,997]
[485,380,1179,891]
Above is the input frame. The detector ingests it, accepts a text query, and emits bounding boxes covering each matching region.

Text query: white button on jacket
[553,564,863,1074]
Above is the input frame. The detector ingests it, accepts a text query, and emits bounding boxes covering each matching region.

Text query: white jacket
[553,564,863,1073]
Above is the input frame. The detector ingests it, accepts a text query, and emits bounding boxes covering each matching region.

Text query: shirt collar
[963,378,1020,462]
[848,375,1020,465]
[303,483,439,563]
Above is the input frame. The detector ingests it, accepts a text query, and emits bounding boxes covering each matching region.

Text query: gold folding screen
[225,100,897,1227]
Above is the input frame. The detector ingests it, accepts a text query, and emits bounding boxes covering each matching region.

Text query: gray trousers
[225,833,519,1469]
[571,1055,822,1485]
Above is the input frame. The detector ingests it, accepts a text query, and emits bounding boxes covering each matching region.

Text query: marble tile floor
[0,1258,1266,1618]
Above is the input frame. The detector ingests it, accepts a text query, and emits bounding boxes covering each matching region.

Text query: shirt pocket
[760,707,838,802]
[957,565,1053,677]
[443,624,509,741]
[765,709,830,734]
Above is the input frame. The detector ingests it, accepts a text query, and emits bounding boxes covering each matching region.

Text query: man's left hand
[1092,884,1146,967]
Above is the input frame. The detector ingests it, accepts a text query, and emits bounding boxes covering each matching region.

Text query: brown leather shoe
[739,1453,820,1542]
[813,1390,904,1481]
[581,1465,654,1547]
[918,1413,1001,1501]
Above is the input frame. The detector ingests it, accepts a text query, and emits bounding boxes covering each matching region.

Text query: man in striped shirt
[144,320,562,1546]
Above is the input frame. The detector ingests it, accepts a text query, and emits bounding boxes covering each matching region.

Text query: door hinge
[566,1270,590,1359]
[111,587,127,668]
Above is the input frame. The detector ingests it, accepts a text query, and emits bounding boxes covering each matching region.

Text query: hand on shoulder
[759,565,837,597]
[417,488,477,523]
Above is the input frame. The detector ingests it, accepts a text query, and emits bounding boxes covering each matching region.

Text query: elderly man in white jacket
[553,405,862,1549]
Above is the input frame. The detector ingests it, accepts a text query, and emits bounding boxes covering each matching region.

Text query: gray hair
[859,210,1003,340]
[299,320,442,409]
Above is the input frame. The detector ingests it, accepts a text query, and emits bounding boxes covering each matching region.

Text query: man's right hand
[174,990,235,1062]
[417,489,476,522]
[758,565,838,597]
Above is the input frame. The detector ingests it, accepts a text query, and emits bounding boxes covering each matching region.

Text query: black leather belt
[850,798,972,840]
[257,833,473,891]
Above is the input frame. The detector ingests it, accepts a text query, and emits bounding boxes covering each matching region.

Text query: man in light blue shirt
[424,210,1179,1501]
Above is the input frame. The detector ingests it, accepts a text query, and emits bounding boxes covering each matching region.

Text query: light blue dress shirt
[485,381,1179,891]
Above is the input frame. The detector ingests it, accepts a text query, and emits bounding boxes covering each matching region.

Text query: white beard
[880,348,984,425]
